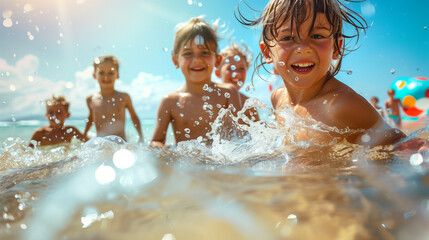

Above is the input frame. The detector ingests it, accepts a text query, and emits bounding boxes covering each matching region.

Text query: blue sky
[0,0,428,121]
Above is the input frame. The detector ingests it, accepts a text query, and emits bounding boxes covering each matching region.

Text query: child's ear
[92,72,96,79]
[172,56,179,69]
[66,112,71,119]
[214,54,222,68]
[259,42,273,64]
[333,37,344,60]
[215,69,221,78]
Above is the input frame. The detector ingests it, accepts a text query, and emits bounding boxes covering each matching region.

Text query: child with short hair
[29,95,87,147]
[215,42,260,121]
[385,89,402,128]
[370,96,385,118]
[151,17,242,147]
[238,0,409,147]
[84,55,144,143]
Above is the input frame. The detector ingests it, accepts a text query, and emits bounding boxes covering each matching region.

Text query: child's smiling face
[93,61,119,89]
[173,39,221,85]
[261,12,342,89]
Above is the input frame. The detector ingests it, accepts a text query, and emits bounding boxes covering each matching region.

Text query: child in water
[29,95,87,147]
[151,17,242,147]
[370,96,385,118]
[215,42,260,121]
[84,55,144,143]
[385,89,402,129]
[238,0,410,147]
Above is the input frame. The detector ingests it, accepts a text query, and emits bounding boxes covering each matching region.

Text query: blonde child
[84,55,144,143]
[29,95,87,147]
[238,0,409,147]
[215,42,260,121]
[151,17,242,147]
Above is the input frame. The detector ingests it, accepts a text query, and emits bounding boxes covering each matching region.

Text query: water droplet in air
[180,113,184,117]
[194,121,199,125]
[176,102,181,107]
[163,47,168,52]
[187,0,193,5]
[234,55,241,62]
[279,61,285,66]
[112,118,116,122]
[424,26,427,30]
[410,153,423,166]
[9,85,16,91]
[245,84,255,92]
[230,65,236,71]
[232,72,238,78]
[198,2,203,7]
[184,128,191,133]
[323,100,327,104]
[216,104,221,108]
[224,93,230,98]
[102,115,106,119]
[225,59,230,64]
[294,77,299,81]
[185,134,190,138]
[66,128,73,133]
[390,69,396,74]
[347,69,353,75]
[3,18,13,28]
[237,81,243,86]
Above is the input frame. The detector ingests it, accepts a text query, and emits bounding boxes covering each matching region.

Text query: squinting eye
[48,111,54,115]
[311,34,326,39]
[280,36,293,41]
[182,52,192,56]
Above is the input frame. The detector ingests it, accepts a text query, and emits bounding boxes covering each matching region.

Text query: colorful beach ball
[390,76,429,119]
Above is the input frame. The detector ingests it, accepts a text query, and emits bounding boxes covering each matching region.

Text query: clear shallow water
[0,104,429,240]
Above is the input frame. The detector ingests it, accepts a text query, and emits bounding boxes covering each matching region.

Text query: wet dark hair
[173,17,219,56]
[236,0,368,81]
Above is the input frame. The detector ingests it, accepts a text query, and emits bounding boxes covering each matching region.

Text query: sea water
[0,101,429,240]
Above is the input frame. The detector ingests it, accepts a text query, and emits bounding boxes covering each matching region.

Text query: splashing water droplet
[424,26,427,30]
[184,128,191,133]
[198,2,202,7]
[390,69,396,74]
[323,100,327,104]
[225,59,230,64]
[66,128,73,133]
[187,0,193,5]
[216,104,222,108]
[294,77,299,81]
[163,47,168,52]
[112,118,116,122]
[3,18,13,28]
[224,93,230,98]
[245,84,255,92]
[176,102,181,107]
[185,134,191,138]
[234,55,241,62]
[230,65,236,71]
[194,121,199,125]
[279,61,285,66]
[410,153,423,166]
[237,81,243,87]
[347,69,353,75]
[361,134,371,143]
[101,115,106,119]
[9,85,16,92]
[180,113,184,117]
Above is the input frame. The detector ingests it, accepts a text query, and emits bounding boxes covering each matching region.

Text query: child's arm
[83,96,94,137]
[67,126,89,142]
[28,129,42,148]
[151,96,172,148]
[124,94,144,143]
[331,93,406,147]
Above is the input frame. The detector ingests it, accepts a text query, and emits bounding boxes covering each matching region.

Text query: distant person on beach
[237,0,416,148]
[84,55,144,143]
[215,42,260,121]
[29,95,87,147]
[370,96,385,118]
[151,17,242,147]
[385,89,402,128]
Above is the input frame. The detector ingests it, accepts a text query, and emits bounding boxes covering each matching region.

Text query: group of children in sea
[28,0,427,153]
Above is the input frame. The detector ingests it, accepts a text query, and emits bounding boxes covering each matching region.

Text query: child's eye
[201,50,211,55]
[182,52,192,57]
[311,34,327,39]
[280,36,293,41]
[48,111,54,115]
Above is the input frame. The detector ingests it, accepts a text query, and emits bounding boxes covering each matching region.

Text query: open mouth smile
[291,62,315,73]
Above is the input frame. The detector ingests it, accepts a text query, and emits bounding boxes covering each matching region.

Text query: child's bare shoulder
[322,80,379,128]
